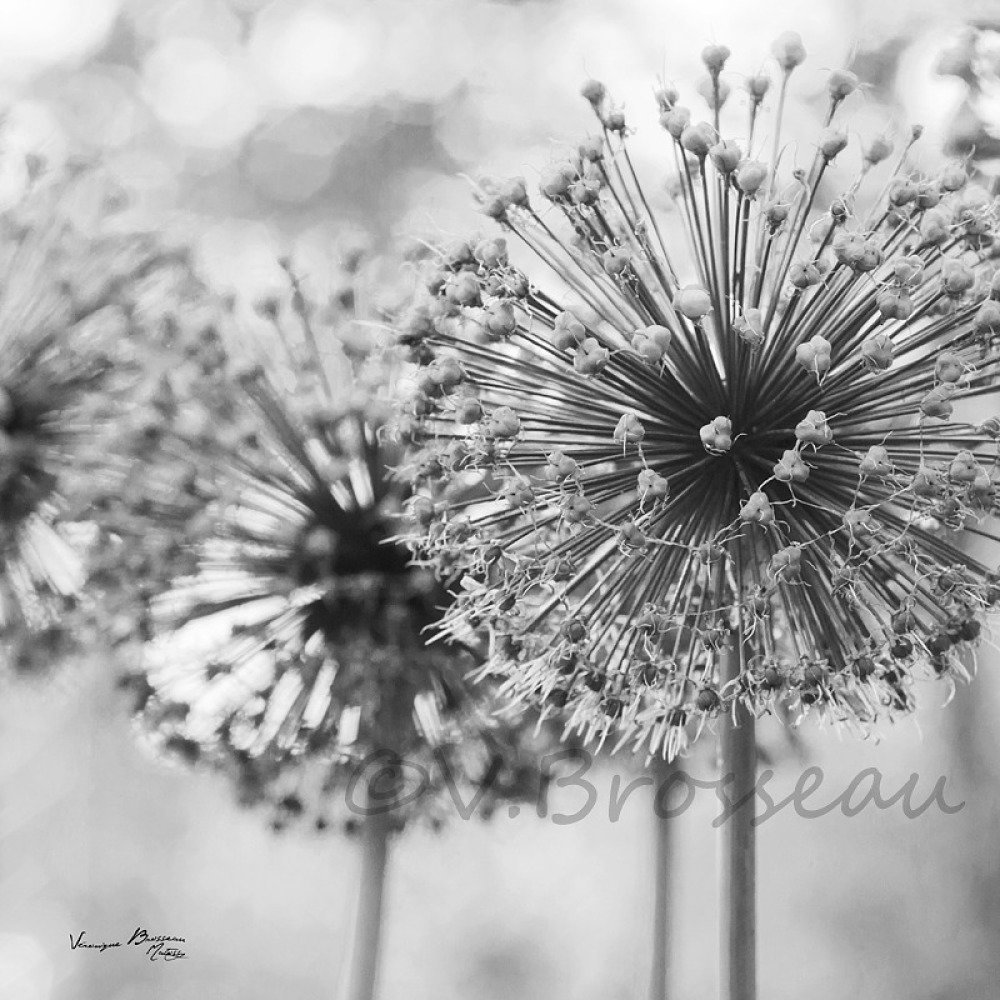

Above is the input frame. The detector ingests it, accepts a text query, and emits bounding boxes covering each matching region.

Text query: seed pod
[675,285,712,319]
[771,31,806,72]
[864,134,893,166]
[734,160,768,196]
[680,122,716,158]
[580,79,606,107]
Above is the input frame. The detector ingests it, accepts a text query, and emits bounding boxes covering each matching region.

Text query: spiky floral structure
[131,265,546,834]
[0,159,175,673]
[399,36,1000,765]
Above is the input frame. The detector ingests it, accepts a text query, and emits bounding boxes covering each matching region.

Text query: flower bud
[935,351,964,383]
[501,177,529,208]
[795,334,832,378]
[474,237,508,269]
[700,415,733,453]
[619,521,647,549]
[766,202,790,228]
[789,260,822,288]
[795,409,833,446]
[680,122,716,158]
[774,449,809,483]
[920,384,955,420]
[888,179,916,206]
[569,178,601,205]
[701,43,731,75]
[920,211,950,245]
[487,406,521,438]
[771,31,806,72]
[827,69,859,102]
[734,159,768,196]
[539,163,575,201]
[859,444,892,477]
[655,84,679,110]
[551,311,586,350]
[613,411,645,445]
[863,134,893,166]
[940,165,967,192]
[454,396,482,423]
[745,73,771,101]
[709,139,742,174]
[941,259,974,297]
[580,79,606,107]
[445,271,482,307]
[573,338,610,375]
[876,287,912,321]
[502,476,534,508]
[741,490,775,524]
[949,450,980,483]
[561,494,593,524]
[653,119,688,158]
[734,308,765,348]
[545,450,579,481]
[770,543,802,580]
[675,284,712,319]
[975,299,1000,333]
[818,127,848,160]
[860,332,893,371]
[631,324,672,364]
[605,110,626,134]
[637,468,669,502]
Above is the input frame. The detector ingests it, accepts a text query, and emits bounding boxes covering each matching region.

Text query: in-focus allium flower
[0,160,172,670]
[398,40,1000,759]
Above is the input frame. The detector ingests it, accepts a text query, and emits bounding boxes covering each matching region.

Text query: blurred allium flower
[0,159,174,672]
[133,272,546,834]
[399,37,1000,760]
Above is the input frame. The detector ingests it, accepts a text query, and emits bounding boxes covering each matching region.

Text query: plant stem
[648,757,676,1000]
[718,643,756,1000]
[343,807,391,1000]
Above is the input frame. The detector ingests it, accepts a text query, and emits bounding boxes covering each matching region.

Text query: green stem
[718,643,756,1000]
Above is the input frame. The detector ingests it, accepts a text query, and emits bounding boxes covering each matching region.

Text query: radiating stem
[648,757,677,1000]
[343,805,391,1000]
[718,641,756,1000]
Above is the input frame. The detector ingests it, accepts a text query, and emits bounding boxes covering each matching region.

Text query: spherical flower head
[398,38,1000,759]
[132,281,548,830]
[0,158,189,666]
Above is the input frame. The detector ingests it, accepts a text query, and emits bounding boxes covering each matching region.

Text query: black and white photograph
[2,1,1000,998]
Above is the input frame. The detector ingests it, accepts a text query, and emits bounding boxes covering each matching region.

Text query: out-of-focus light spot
[51,66,146,151]
[244,108,344,204]
[250,1,372,106]
[0,934,52,1000]
[196,218,287,298]
[0,0,121,83]
[141,36,260,147]
[0,100,69,174]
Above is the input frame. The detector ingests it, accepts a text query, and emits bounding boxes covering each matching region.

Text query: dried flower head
[133,272,547,831]
[398,36,1000,758]
[0,161,173,670]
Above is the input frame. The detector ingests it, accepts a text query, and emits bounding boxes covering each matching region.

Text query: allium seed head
[398,39,1000,758]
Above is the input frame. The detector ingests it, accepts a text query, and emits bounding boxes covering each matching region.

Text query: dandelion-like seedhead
[0,160,176,669]
[134,273,547,831]
[398,35,1000,758]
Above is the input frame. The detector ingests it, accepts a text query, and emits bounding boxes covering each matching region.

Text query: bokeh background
[2,1,1000,998]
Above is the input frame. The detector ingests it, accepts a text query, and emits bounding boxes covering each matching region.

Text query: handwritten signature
[70,928,187,962]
